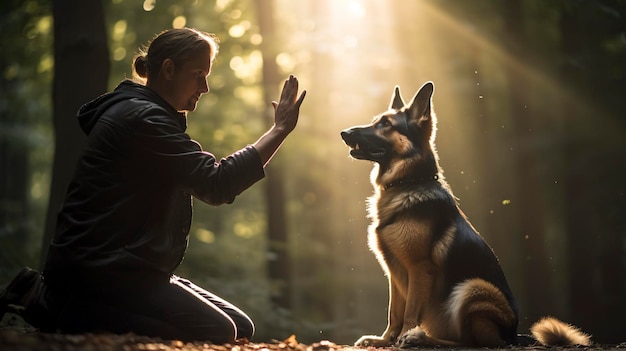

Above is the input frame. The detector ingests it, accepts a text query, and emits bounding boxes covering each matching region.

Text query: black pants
[47,274,254,344]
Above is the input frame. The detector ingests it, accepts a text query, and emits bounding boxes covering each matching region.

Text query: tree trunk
[0,100,29,266]
[503,0,552,326]
[0,1,42,272]
[256,0,292,310]
[41,0,109,267]
[559,3,598,336]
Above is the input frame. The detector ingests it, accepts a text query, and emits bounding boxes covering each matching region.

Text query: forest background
[1,0,625,346]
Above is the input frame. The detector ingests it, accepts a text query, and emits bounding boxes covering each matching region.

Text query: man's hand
[271,75,306,135]
[253,75,306,166]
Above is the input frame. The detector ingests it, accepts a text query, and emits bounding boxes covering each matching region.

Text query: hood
[77,80,182,135]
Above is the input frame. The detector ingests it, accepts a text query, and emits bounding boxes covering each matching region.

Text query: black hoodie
[43,80,265,286]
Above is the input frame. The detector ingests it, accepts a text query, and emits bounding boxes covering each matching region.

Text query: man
[0,27,305,343]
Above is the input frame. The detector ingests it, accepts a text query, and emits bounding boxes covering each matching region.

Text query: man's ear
[161,59,175,80]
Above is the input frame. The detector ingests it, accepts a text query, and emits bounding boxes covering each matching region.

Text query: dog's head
[341,82,437,172]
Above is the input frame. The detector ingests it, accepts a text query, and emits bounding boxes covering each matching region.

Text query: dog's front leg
[355,279,405,347]
[396,262,435,344]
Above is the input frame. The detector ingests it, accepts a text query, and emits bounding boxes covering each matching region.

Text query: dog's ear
[389,86,405,110]
[407,82,434,123]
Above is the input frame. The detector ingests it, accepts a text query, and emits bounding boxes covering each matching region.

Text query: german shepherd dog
[340,82,591,347]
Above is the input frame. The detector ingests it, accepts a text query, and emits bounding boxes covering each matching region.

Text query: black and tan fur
[340,82,591,347]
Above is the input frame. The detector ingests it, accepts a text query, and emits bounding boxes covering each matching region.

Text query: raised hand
[253,75,307,166]
[271,75,306,135]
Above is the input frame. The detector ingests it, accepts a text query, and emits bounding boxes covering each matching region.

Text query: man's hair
[132,27,219,84]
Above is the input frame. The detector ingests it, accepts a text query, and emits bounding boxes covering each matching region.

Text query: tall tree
[0,1,38,270]
[0,0,53,274]
[559,0,590,330]
[560,1,626,342]
[256,0,292,310]
[502,0,552,325]
[41,0,110,265]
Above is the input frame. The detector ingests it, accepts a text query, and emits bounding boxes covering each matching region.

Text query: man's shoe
[0,267,41,317]
[1,267,59,331]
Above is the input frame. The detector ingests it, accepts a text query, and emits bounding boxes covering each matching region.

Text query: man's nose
[200,77,209,93]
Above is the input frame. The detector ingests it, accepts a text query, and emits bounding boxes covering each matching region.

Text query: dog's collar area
[383,174,439,191]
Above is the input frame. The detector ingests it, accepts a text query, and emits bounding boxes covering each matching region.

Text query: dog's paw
[396,327,427,348]
[354,335,392,347]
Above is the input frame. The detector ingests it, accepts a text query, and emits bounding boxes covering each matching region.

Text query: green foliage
[0,0,53,277]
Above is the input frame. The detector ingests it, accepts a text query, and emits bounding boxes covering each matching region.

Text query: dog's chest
[370,189,448,261]
[374,187,445,219]
[390,191,430,210]
[379,218,433,256]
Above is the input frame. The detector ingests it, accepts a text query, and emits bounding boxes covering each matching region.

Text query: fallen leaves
[0,330,349,351]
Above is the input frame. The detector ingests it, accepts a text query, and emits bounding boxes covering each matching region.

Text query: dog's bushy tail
[530,316,591,346]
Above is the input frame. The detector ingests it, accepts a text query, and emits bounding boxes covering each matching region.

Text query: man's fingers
[280,76,300,102]
[295,90,306,109]
[276,75,304,111]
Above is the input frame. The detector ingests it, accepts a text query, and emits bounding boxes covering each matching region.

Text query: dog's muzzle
[340,128,387,161]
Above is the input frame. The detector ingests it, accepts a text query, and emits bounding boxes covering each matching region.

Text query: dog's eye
[376,119,392,128]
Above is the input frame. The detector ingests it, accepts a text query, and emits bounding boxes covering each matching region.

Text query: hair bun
[133,54,148,78]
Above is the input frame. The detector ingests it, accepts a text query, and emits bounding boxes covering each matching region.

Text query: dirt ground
[1,330,350,351]
[1,312,624,351]
[1,328,625,351]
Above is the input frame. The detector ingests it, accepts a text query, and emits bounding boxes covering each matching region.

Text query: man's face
[168,49,211,112]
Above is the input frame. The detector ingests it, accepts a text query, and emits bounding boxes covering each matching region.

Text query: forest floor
[2,329,625,351]
[2,329,626,351]
[1,313,625,351]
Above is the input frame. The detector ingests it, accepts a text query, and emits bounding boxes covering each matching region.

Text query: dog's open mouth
[341,130,387,161]
[347,142,386,160]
